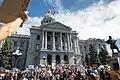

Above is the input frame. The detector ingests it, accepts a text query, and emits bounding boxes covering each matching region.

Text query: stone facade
[8,12,108,68]
[26,12,81,67]
[79,38,106,65]
[10,34,29,69]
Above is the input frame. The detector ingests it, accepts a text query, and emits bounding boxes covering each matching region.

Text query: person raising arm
[0,11,28,41]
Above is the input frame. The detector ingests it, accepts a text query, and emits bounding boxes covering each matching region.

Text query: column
[45,31,47,49]
[67,34,70,51]
[76,38,80,53]
[41,31,44,49]
[69,34,73,51]
[52,54,56,67]
[30,35,34,51]
[60,54,64,64]
[60,33,63,51]
[74,39,77,53]
[64,35,67,51]
[32,35,36,51]
[52,32,56,50]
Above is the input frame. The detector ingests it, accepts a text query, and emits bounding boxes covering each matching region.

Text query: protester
[0,64,116,80]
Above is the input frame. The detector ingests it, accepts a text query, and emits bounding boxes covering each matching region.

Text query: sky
[0,0,120,40]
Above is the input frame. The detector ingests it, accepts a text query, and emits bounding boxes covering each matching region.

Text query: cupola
[41,10,55,25]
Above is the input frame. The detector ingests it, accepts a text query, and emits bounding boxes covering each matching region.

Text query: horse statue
[106,36,120,54]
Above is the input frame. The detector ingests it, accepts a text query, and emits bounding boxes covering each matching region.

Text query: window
[47,45,51,49]
[90,45,93,48]
[84,46,86,50]
[14,42,18,46]
[62,38,64,42]
[55,45,59,50]
[20,42,24,47]
[37,35,40,40]
[36,44,39,51]
[49,20,51,23]
[55,37,57,41]
[64,55,69,64]
[46,20,48,23]
[47,36,50,41]
[56,55,60,64]
[44,21,46,23]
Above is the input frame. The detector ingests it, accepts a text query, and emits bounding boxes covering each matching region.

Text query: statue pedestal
[106,53,120,71]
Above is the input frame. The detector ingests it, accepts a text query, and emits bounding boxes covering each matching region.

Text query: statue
[0,0,30,41]
[106,36,120,54]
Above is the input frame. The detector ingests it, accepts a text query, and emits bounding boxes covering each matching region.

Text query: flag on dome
[51,7,56,15]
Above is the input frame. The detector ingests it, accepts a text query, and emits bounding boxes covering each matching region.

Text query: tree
[0,39,12,69]
[99,47,108,65]
[88,45,98,66]
[85,54,89,65]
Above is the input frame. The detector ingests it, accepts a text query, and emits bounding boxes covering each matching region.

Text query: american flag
[51,7,56,15]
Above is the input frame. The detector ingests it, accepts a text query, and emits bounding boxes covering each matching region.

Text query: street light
[12,47,22,68]
[43,56,46,66]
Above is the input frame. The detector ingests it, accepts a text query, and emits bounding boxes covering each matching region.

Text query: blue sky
[28,0,112,17]
[0,0,120,40]
[0,0,112,17]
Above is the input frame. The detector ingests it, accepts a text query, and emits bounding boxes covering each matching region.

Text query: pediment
[41,22,72,31]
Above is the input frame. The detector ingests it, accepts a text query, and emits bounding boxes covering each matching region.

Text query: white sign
[117,57,120,69]
[28,65,34,69]
[52,63,55,69]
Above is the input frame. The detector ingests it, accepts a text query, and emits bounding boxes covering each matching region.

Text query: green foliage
[99,47,108,65]
[85,54,89,65]
[0,39,12,69]
[88,45,98,65]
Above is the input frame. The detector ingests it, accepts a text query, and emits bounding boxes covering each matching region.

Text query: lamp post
[43,56,46,66]
[12,47,22,68]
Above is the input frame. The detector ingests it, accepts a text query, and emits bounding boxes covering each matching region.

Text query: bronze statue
[106,36,120,54]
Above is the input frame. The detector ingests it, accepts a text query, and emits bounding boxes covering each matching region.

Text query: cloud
[17,17,42,35]
[55,0,120,39]
[43,0,63,10]
[19,0,120,40]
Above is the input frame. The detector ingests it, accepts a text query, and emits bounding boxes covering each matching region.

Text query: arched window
[46,20,48,23]
[64,55,69,64]
[44,21,46,23]
[49,20,51,23]
[47,55,52,65]
[56,55,60,64]
[34,56,38,66]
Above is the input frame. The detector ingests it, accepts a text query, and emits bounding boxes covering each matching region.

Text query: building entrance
[64,55,69,64]
[47,55,52,65]
[56,55,60,64]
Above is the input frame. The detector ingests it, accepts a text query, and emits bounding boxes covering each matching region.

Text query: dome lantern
[41,10,55,25]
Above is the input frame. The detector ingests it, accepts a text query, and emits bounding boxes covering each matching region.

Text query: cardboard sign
[0,0,30,23]
[28,65,34,69]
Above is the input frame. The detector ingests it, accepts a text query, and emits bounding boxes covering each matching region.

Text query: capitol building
[9,11,106,69]
[25,11,81,67]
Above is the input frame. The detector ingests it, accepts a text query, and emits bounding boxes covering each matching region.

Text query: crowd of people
[0,64,116,80]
